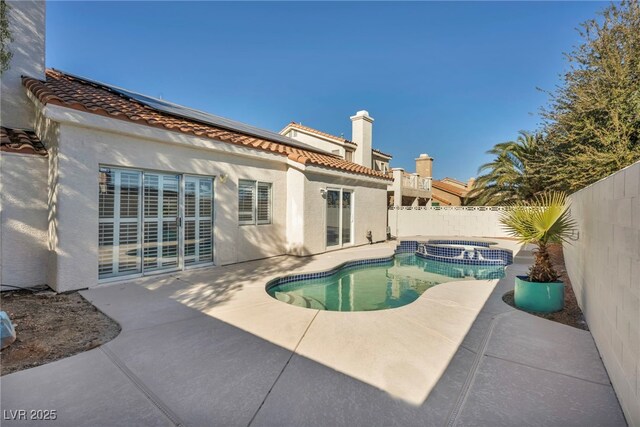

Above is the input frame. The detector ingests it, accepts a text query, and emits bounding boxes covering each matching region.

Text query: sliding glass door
[326,189,341,247]
[341,191,352,245]
[326,188,353,248]
[98,167,214,281]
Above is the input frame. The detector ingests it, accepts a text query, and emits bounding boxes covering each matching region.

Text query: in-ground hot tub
[415,239,513,266]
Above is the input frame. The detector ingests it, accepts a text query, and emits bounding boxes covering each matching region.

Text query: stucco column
[391,168,404,207]
[285,166,306,255]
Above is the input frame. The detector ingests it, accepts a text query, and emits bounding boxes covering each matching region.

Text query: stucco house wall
[304,172,388,254]
[431,188,463,206]
[45,118,288,292]
[373,155,390,173]
[0,153,49,287]
[0,0,45,130]
[282,129,347,158]
[285,166,307,256]
[32,112,62,293]
[27,102,389,291]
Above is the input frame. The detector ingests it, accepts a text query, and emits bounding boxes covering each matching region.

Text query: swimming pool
[267,253,505,312]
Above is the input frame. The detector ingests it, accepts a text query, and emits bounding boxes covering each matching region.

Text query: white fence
[401,174,432,191]
[563,161,640,426]
[388,206,512,238]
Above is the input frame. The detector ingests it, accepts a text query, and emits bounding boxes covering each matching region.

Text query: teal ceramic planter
[514,275,564,313]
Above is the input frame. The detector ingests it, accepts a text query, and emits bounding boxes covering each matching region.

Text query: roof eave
[304,164,393,183]
[24,71,388,181]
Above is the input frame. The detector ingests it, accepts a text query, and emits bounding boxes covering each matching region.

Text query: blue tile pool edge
[396,240,514,266]
[266,256,394,292]
[267,239,514,291]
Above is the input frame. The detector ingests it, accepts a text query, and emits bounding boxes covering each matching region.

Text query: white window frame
[345,150,353,162]
[238,179,272,226]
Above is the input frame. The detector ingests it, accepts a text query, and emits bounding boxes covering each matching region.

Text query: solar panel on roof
[58,70,334,156]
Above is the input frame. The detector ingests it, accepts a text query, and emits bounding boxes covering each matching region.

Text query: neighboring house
[280,117,393,173]
[440,177,473,189]
[431,194,453,206]
[389,154,433,206]
[0,1,391,292]
[283,112,476,208]
[431,178,474,206]
[281,116,436,207]
[389,157,475,207]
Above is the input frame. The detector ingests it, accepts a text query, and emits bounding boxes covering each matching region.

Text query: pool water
[267,253,505,312]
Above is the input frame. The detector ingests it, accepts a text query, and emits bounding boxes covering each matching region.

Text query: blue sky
[47,1,606,180]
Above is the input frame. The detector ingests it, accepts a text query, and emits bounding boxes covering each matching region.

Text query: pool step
[273,292,327,310]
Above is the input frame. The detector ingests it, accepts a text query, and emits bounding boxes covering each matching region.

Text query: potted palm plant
[500,192,576,313]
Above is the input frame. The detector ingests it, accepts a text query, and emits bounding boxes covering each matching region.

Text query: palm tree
[466,131,544,205]
[500,192,576,282]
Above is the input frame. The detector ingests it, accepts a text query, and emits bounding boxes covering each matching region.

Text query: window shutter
[98,169,142,279]
[238,180,255,224]
[196,178,213,262]
[99,171,115,219]
[257,182,272,224]
[98,223,114,276]
[119,171,140,218]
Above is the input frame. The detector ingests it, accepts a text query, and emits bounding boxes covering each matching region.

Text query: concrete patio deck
[0,239,627,426]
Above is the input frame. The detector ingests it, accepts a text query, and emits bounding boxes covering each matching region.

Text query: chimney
[415,153,433,178]
[351,110,373,168]
[0,0,46,130]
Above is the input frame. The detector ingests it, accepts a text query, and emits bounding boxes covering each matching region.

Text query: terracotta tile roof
[372,148,393,158]
[441,177,467,187]
[23,70,391,180]
[0,127,47,156]
[284,121,393,159]
[432,180,468,196]
[284,122,356,146]
[431,194,452,205]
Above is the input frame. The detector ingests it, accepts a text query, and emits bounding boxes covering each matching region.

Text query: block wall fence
[564,161,640,426]
[387,206,511,238]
